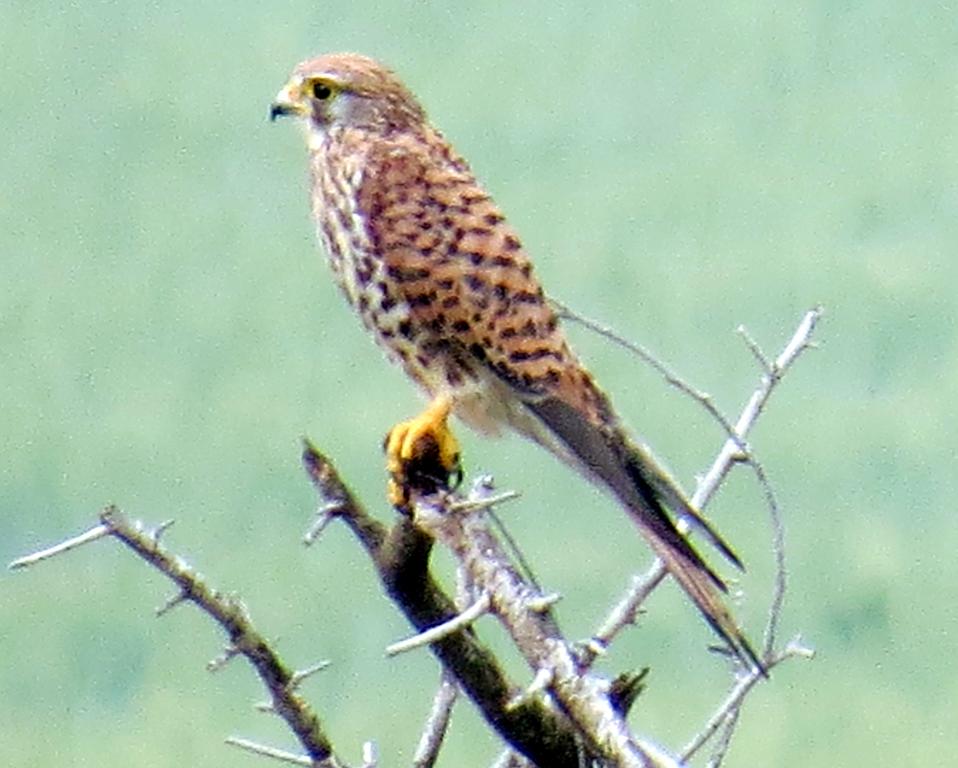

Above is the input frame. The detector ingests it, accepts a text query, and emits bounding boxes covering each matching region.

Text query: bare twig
[449,489,521,512]
[99,506,338,765]
[301,440,585,768]
[8,523,111,569]
[207,643,242,673]
[704,705,742,768]
[413,673,459,768]
[508,667,555,710]
[551,297,746,451]
[362,741,379,768]
[755,459,787,658]
[414,483,683,768]
[681,637,814,762]
[759,309,822,655]
[301,440,358,548]
[290,660,333,689]
[386,593,491,657]
[10,507,341,765]
[157,589,189,617]
[696,308,822,503]
[458,477,542,592]
[526,593,562,613]
[407,544,472,766]
[224,736,315,766]
[737,324,773,373]
[303,501,349,546]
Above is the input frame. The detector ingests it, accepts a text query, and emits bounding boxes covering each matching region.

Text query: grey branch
[413,673,460,768]
[10,304,819,767]
[681,637,815,763]
[8,523,111,569]
[224,736,316,766]
[386,593,492,656]
[413,481,682,768]
[10,507,341,767]
[102,507,340,766]
[301,440,586,767]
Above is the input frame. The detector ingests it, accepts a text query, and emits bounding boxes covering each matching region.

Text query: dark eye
[312,82,333,100]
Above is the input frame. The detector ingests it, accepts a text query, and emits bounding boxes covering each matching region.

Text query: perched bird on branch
[270,53,763,673]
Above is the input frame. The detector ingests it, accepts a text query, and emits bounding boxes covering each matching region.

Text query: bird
[270,52,763,673]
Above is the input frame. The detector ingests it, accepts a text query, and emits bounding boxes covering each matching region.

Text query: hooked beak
[269,83,307,122]
[269,102,299,121]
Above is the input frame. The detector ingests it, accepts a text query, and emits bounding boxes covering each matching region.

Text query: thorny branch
[413,672,459,768]
[10,307,820,767]
[413,480,682,768]
[680,638,814,764]
[11,506,340,767]
[301,442,586,768]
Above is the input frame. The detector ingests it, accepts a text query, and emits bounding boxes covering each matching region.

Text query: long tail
[523,395,765,674]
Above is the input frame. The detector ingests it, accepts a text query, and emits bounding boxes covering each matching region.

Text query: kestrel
[271,53,762,672]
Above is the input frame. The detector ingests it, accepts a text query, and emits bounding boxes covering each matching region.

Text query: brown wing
[354,129,609,414]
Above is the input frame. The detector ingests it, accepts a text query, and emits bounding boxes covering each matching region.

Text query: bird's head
[270,53,426,137]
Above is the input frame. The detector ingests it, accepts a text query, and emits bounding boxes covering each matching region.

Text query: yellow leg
[385,394,462,506]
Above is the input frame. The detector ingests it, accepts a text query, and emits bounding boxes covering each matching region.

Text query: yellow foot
[384,395,463,507]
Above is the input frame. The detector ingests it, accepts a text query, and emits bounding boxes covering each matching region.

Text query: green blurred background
[2,2,955,765]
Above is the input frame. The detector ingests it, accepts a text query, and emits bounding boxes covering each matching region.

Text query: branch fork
[9,307,822,767]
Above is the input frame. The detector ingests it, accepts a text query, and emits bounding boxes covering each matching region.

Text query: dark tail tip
[738,636,769,679]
